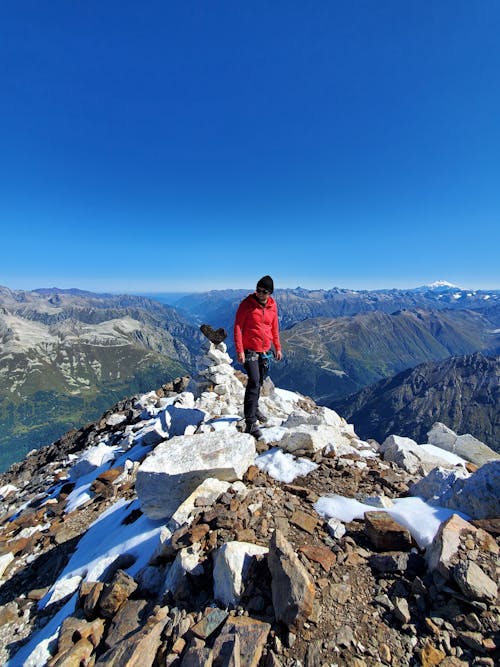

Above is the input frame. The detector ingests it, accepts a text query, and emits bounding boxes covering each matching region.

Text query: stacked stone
[194,339,245,417]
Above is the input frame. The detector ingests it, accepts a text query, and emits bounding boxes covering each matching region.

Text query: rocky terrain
[333,353,500,451]
[0,331,498,666]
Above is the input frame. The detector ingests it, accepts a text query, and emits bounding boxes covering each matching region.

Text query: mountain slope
[271,308,499,403]
[0,287,202,471]
[332,352,500,449]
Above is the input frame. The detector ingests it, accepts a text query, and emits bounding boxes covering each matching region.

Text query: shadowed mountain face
[270,308,499,404]
[0,287,203,471]
[331,353,500,450]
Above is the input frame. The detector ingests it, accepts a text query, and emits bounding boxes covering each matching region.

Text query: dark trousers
[243,350,270,424]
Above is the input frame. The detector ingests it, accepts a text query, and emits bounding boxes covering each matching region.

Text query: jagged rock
[268,529,315,629]
[99,569,138,618]
[298,544,336,572]
[104,599,149,649]
[213,541,269,606]
[427,423,500,467]
[94,605,169,666]
[411,462,500,519]
[222,616,271,667]
[379,435,463,475]
[426,513,498,602]
[190,607,229,639]
[136,431,255,519]
[211,631,241,667]
[452,560,498,603]
[163,545,203,600]
[200,324,228,345]
[364,511,413,551]
[181,647,214,667]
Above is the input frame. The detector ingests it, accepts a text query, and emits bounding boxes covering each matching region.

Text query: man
[234,275,282,438]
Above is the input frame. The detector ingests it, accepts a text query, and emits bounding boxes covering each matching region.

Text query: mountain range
[0,286,202,471]
[333,352,500,451]
[1,282,499,472]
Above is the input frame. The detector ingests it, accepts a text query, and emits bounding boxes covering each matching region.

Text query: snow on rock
[136,431,256,519]
[314,494,469,549]
[255,447,318,483]
[427,422,500,467]
[70,442,120,480]
[411,461,500,519]
[213,541,269,607]
[379,434,466,475]
[0,552,14,578]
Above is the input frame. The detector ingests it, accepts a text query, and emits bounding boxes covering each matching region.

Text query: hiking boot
[245,422,263,439]
[255,409,268,424]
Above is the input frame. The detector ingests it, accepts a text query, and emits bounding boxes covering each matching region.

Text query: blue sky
[1,1,499,293]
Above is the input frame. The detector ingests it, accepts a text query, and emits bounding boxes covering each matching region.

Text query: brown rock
[223,616,271,667]
[190,523,210,543]
[82,582,105,620]
[235,529,256,543]
[191,607,229,639]
[420,641,446,666]
[49,637,94,667]
[211,632,241,667]
[268,529,315,629]
[290,510,318,534]
[298,544,336,572]
[94,605,169,666]
[181,647,214,667]
[105,599,149,649]
[98,570,138,619]
[364,511,412,551]
[472,517,500,536]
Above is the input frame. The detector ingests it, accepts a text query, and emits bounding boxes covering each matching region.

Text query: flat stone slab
[136,431,255,519]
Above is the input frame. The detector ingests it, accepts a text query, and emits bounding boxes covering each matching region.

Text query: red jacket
[234,294,281,355]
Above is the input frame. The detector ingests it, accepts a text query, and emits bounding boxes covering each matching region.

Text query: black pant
[243,350,270,424]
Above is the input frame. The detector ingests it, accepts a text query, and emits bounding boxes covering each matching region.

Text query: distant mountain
[331,353,500,451]
[176,284,500,332]
[270,308,499,404]
[0,286,203,471]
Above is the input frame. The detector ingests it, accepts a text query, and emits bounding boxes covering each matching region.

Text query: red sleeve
[233,300,246,354]
[272,302,281,351]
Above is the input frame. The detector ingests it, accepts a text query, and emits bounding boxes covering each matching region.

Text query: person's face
[255,286,270,304]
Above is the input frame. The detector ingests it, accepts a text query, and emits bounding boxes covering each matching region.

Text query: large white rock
[213,541,269,606]
[412,461,500,519]
[427,423,500,467]
[279,424,352,454]
[0,552,14,578]
[136,431,256,519]
[379,435,465,475]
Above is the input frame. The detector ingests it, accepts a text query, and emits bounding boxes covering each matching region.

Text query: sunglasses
[256,287,270,294]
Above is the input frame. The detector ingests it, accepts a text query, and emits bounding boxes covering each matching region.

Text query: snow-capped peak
[412,280,463,293]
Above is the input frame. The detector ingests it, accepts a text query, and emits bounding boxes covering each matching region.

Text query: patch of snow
[255,447,318,483]
[314,494,470,549]
[419,444,467,467]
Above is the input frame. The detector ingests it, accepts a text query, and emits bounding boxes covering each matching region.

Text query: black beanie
[257,275,274,293]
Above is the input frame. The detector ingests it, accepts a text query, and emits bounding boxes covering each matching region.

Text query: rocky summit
[0,337,498,666]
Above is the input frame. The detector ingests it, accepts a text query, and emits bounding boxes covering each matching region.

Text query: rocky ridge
[0,335,498,666]
[333,353,500,450]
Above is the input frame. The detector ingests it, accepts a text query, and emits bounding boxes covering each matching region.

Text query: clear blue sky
[1,1,499,293]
